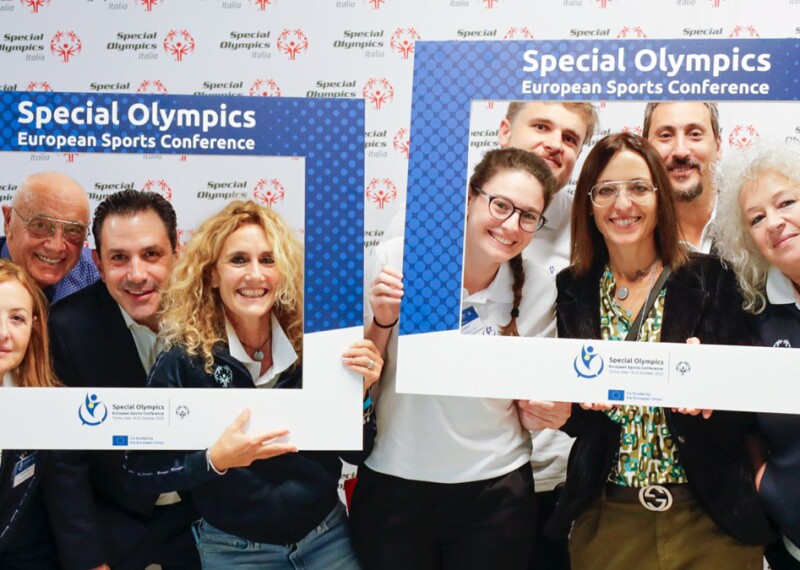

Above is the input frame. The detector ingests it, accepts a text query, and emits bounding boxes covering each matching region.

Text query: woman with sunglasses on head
[547,132,775,569]
[350,148,567,570]
[714,142,800,570]
[123,201,383,569]
[0,259,61,569]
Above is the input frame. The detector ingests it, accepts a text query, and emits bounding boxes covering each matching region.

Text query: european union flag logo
[112,435,129,446]
[608,389,625,402]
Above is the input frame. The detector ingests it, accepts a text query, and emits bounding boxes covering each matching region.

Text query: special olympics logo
[617,26,647,38]
[137,80,168,94]
[393,128,410,159]
[774,339,792,348]
[364,0,388,9]
[622,125,643,136]
[141,179,173,201]
[175,405,190,419]
[573,344,604,379]
[214,365,233,388]
[137,0,163,10]
[25,81,53,92]
[482,0,500,7]
[62,152,79,163]
[363,78,394,110]
[729,25,759,38]
[390,28,420,60]
[366,178,398,209]
[50,31,82,63]
[675,361,691,375]
[20,0,50,13]
[596,0,611,7]
[253,178,286,206]
[79,393,108,426]
[163,30,195,62]
[277,29,309,61]
[728,125,760,150]
[709,0,724,6]
[249,79,281,97]
[249,0,276,9]
[504,27,533,40]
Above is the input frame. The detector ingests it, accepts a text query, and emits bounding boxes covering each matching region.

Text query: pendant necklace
[241,333,272,361]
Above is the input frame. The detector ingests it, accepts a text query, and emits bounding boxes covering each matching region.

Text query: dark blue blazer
[45,282,196,570]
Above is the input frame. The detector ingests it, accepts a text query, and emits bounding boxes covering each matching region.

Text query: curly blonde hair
[713,142,800,314]
[0,259,58,387]
[159,201,304,372]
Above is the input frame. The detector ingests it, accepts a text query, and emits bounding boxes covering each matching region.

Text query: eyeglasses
[13,208,89,246]
[473,187,547,233]
[589,180,658,208]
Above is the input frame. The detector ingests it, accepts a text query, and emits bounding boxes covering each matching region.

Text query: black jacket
[548,254,776,546]
[45,282,197,570]
[123,343,376,545]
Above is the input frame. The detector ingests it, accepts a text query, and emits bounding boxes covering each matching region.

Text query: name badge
[13,452,36,488]
[461,306,496,336]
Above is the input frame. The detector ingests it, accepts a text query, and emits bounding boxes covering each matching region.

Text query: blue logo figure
[79,393,108,426]
[574,344,604,379]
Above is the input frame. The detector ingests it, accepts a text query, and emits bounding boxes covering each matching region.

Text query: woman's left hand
[516,400,572,431]
[343,339,384,396]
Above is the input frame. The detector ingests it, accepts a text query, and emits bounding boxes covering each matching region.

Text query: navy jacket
[124,343,376,545]
[548,254,776,546]
[0,450,53,557]
[46,282,197,570]
[751,302,800,545]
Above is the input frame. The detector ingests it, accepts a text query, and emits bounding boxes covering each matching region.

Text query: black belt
[605,482,693,512]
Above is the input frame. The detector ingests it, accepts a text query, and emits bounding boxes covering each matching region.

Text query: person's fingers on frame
[381,266,404,280]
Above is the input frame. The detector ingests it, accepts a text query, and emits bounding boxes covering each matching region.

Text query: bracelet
[205,448,228,476]
[373,315,399,329]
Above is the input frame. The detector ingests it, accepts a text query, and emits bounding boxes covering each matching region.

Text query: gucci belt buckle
[638,484,673,512]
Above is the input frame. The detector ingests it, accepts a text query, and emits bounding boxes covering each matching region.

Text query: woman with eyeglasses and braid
[350,148,566,570]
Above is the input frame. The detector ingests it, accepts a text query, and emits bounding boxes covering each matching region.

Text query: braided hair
[498,253,525,337]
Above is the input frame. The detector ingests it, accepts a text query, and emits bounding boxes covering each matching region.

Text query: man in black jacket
[45,190,199,570]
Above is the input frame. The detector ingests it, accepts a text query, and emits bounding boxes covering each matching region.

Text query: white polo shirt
[365,237,555,483]
[767,265,800,309]
[523,189,573,278]
[226,315,298,388]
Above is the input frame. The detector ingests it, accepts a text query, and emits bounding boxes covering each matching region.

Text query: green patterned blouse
[599,266,688,487]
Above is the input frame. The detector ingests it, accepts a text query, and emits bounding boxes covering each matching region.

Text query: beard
[666,156,704,203]
[674,181,703,203]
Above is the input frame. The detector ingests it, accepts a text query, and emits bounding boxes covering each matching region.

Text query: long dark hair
[468,148,556,336]
[570,132,688,276]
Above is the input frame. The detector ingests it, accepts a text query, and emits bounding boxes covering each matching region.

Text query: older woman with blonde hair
[714,141,800,570]
[0,259,61,568]
[125,200,383,569]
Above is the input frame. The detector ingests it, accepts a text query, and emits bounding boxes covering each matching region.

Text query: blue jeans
[191,501,361,569]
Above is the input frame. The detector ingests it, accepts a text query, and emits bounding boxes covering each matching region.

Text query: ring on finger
[367,359,375,371]
[547,414,553,422]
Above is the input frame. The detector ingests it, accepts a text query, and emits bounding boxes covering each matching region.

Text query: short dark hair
[642,101,721,141]
[92,190,178,254]
[570,132,688,276]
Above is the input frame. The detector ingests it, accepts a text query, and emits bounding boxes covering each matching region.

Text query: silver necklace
[241,333,272,361]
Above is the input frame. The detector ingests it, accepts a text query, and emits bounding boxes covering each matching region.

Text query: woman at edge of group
[0,259,60,569]
[350,148,570,570]
[123,200,383,569]
[546,132,775,569]
[714,141,800,570]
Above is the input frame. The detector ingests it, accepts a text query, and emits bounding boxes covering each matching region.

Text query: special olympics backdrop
[1,0,798,255]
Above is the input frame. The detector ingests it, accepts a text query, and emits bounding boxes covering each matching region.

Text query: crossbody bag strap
[624,266,672,342]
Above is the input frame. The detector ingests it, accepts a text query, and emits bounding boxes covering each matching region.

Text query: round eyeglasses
[473,187,547,233]
[589,180,658,208]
